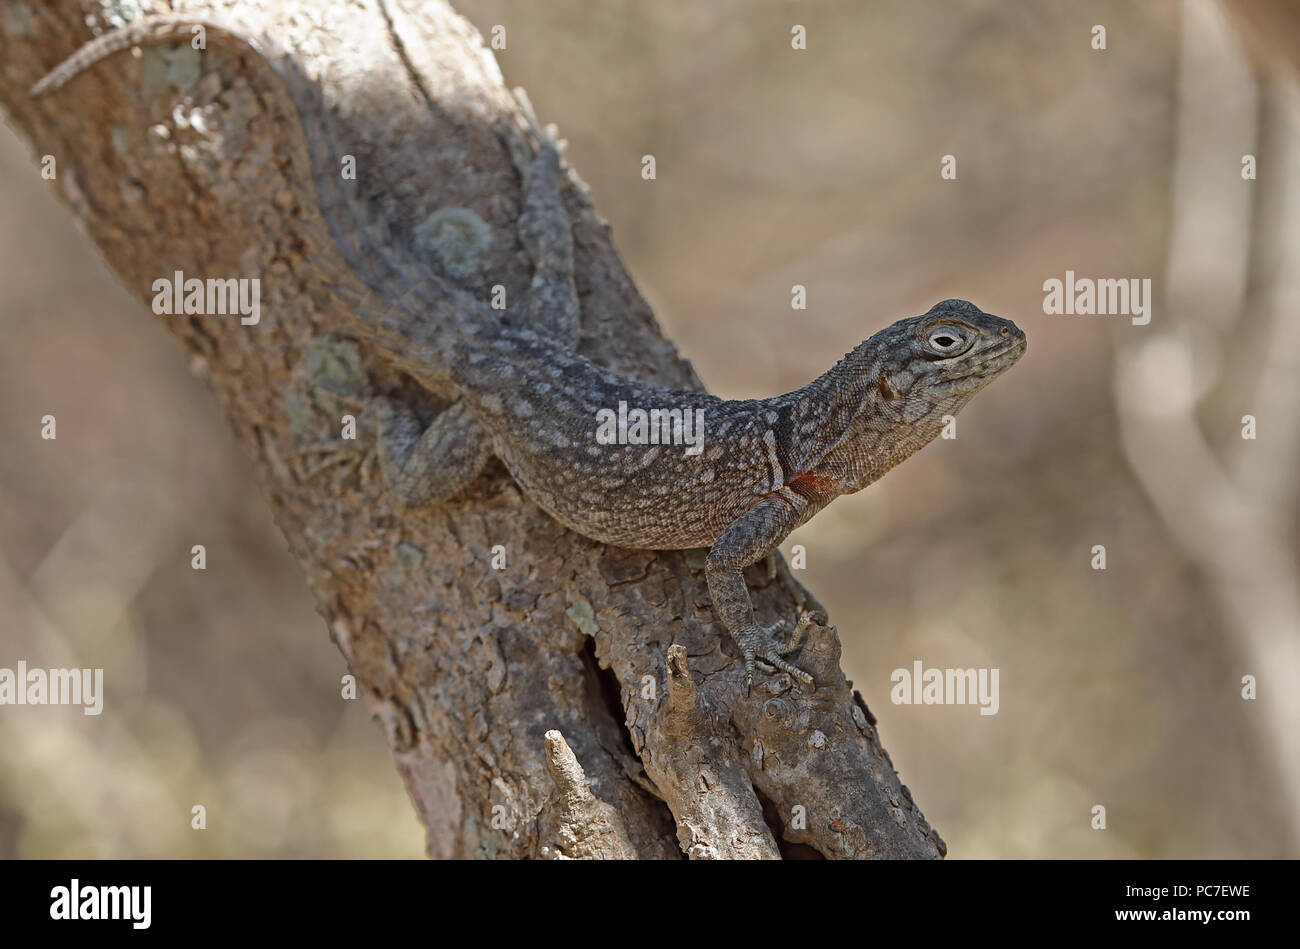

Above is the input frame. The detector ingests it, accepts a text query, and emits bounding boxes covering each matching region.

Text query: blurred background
[1,0,1297,858]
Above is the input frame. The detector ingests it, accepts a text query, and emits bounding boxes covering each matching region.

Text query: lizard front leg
[706,496,816,687]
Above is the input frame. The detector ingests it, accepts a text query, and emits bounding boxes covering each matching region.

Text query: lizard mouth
[948,336,1025,381]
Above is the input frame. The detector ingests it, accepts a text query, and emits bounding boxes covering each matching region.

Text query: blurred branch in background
[1115,0,1300,850]
[1218,0,1300,77]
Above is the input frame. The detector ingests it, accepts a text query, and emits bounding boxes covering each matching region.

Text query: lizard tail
[30,15,274,97]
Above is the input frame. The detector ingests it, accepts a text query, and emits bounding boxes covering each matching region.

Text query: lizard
[30,10,1027,688]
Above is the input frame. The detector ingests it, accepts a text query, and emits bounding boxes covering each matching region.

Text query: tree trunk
[2,0,944,859]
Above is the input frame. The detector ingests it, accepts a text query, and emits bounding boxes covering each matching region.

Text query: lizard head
[803,299,1025,492]
[828,299,1026,477]
[872,299,1025,416]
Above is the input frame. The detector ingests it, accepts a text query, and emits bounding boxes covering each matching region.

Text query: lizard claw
[736,614,816,688]
[292,442,373,486]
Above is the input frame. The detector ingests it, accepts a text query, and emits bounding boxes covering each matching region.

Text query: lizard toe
[736,622,815,686]
[758,651,815,685]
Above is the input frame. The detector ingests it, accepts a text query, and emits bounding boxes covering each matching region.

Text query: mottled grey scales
[32,12,1026,687]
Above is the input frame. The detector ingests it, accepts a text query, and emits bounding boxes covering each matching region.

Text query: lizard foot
[736,611,819,689]
[505,87,567,178]
[292,442,374,487]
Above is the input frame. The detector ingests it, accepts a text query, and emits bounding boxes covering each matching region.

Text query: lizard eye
[927,329,966,354]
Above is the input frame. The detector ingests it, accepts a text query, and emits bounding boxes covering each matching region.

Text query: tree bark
[2,0,944,859]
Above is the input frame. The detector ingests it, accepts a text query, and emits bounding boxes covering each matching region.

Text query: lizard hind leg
[503,102,581,347]
[374,397,492,508]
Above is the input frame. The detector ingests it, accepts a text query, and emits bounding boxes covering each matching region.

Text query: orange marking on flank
[786,469,835,503]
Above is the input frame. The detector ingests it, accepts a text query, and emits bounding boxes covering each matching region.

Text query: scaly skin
[32,13,1026,687]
